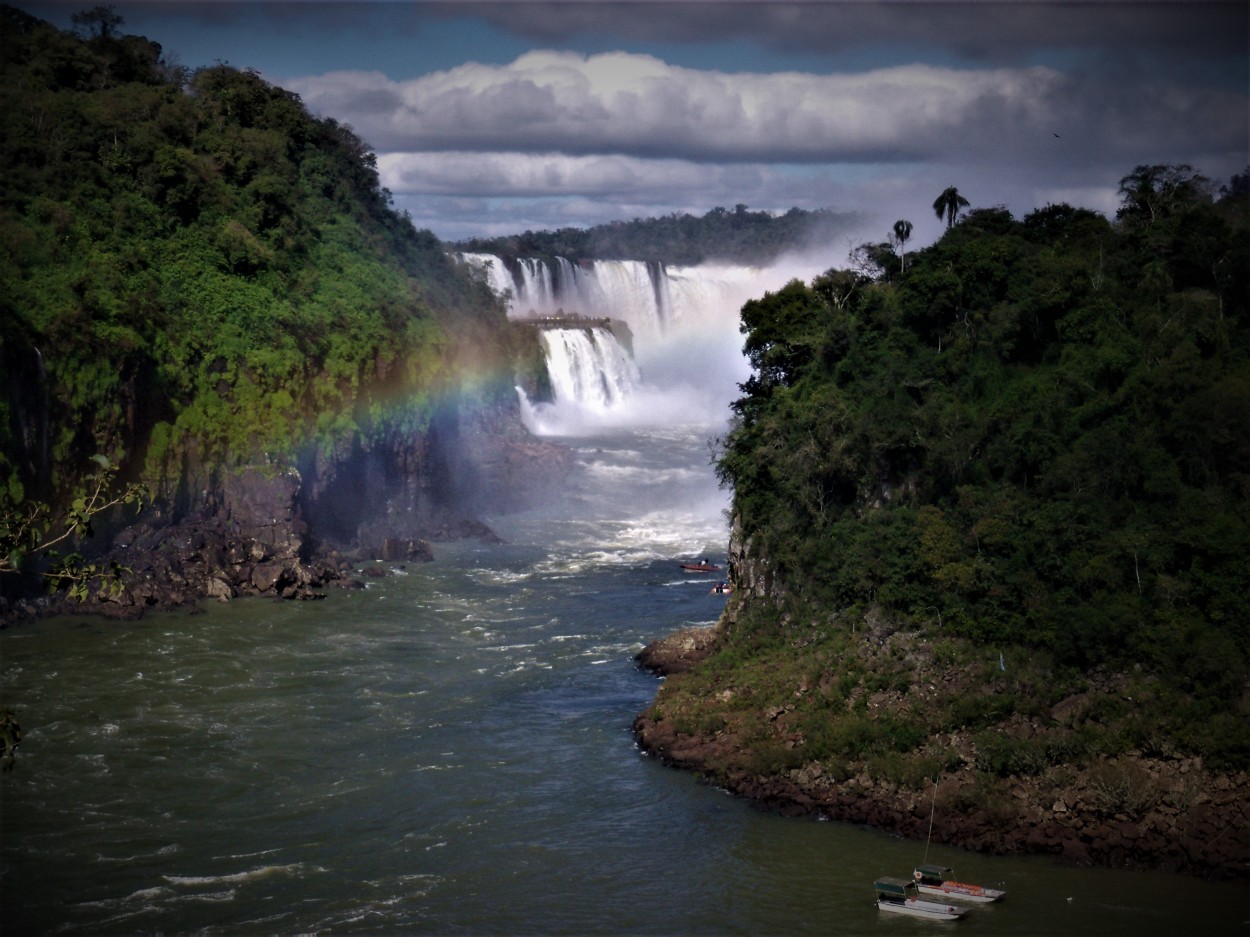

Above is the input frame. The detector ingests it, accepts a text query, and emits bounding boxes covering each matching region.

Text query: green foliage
[0,709,20,772]
[972,730,1090,777]
[718,165,1250,767]
[454,204,852,266]
[1086,759,1160,818]
[0,9,511,509]
[0,454,146,598]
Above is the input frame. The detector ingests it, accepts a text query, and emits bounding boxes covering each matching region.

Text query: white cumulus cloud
[287,43,1246,244]
[291,51,1068,162]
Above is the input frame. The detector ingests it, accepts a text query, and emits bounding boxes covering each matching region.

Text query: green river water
[1,425,1243,935]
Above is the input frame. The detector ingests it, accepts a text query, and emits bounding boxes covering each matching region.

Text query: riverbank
[1,424,571,629]
[633,623,1250,883]
[0,469,497,629]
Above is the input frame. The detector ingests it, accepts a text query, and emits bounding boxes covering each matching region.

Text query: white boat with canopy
[875,877,969,920]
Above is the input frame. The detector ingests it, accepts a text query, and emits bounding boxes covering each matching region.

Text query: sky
[21,1,1250,253]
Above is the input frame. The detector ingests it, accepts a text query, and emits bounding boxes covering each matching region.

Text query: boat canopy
[875,877,914,896]
[915,864,953,880]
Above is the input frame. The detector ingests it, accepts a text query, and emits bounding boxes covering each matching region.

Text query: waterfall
[539,327,641,409]
[457,254,669,340]
[459,252,515,299]
[456,251,829,433]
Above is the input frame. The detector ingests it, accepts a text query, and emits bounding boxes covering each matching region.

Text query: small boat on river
[680,560,720,573]
[875,877,969,920]
[913,865,1006,903]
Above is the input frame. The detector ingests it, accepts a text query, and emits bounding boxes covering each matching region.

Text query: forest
[4,4,1247,780]
[453,203,854,267]
[710,165,1250,769]
[0,5,522,523]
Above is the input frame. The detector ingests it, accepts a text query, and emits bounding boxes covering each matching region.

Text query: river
[0,421,1243,935]
[3,255,1245,933]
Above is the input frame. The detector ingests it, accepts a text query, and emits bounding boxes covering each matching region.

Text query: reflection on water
[1,425,1242,935]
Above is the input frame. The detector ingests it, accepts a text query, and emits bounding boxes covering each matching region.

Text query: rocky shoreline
[1,416,570,628]
[633,625,1250,884]
[0,467,496,627]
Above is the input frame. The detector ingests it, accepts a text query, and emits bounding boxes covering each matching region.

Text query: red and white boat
[913,865,1007,903]
[679,561,720,573]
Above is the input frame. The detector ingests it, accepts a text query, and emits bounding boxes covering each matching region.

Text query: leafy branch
[0,710,21,772]
[1,455,147,600]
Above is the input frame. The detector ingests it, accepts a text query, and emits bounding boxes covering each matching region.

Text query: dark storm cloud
[423,1,1249,66]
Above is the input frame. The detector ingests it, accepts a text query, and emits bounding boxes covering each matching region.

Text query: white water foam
[163,863,307,887]
[460,252,829,436]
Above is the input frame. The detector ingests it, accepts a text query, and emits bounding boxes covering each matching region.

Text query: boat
[875,877,969,920]
[710,580,733,594]
[680,560,720,573]
[913,865,1006,903]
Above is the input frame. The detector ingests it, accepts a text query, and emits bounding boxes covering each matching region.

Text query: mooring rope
[922,777,938,864]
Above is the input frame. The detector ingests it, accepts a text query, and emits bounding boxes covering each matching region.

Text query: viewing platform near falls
[513,313,634,354]
[513,313,612,330]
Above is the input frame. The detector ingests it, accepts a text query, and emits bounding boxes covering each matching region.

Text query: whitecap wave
[163,863,305,887]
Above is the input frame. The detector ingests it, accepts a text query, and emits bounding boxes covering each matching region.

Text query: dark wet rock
[1,397,572,627]
[636,625,720,675]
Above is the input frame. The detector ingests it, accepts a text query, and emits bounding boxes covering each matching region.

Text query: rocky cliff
[0,389,570,626]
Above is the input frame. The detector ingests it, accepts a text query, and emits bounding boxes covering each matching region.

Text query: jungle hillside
[0,6,524,549]
[636,166,1250,878]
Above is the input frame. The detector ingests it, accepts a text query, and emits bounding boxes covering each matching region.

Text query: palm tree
[892,219,913,272]
[932,186,970,229]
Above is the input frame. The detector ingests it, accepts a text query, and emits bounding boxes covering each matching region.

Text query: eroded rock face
[727,514,776,604]
[1,399,572,625]
[41,465,340,617]
[636,625,721,675]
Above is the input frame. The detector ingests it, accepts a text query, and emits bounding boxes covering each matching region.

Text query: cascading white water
[539,327,641,409]
[458,253,668,340]
[457,251,830,433]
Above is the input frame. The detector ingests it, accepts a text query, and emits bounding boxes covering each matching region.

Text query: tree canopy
[0,6,512,513]
[454,204,855,267]
[718,165,1250,766]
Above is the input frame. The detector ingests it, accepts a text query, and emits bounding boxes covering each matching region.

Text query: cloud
[380,151,763,198]
[292,51,1074,162]
[423,1,1249,66]
[293,47,1246,175]
[281,10,1245,243]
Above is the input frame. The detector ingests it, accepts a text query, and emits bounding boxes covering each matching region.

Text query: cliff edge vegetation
[454,203,855,267]
[0,7,554,615]
[635,166,1250,879]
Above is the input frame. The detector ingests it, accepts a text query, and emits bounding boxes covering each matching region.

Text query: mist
[504,250,834,436]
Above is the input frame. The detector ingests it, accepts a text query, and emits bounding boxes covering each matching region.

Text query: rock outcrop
[0,395,570,626]
[635,625,721,674]
[633,619,1250,882]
